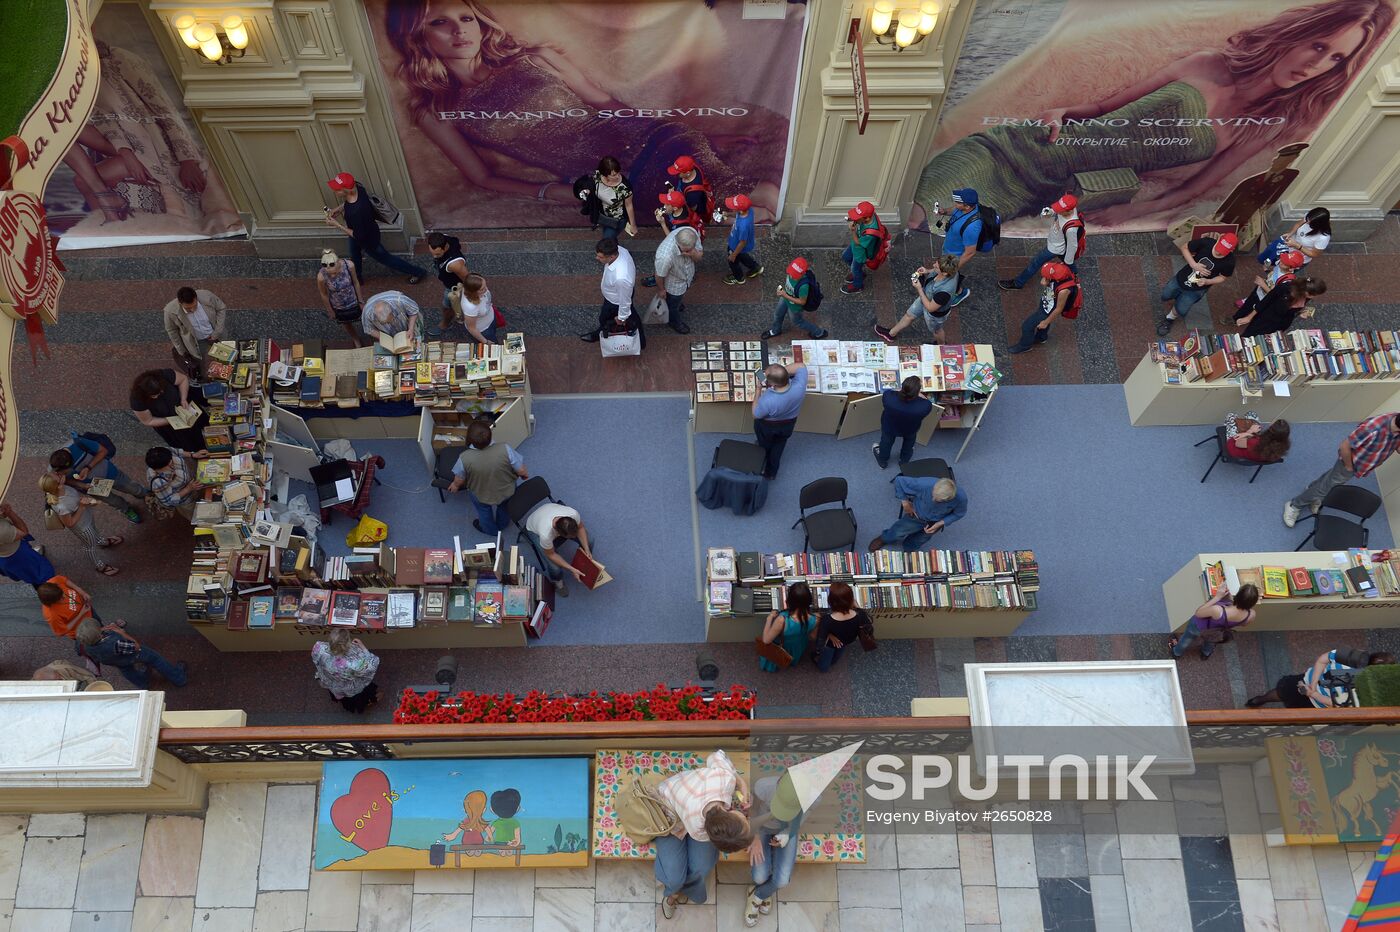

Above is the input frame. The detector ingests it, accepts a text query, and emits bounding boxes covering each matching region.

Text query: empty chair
[433,444,468,503]
[792,477,857,552]
[712,439,767,476]
[1194,426,1280,483]
[891,457,954,484]
[1295,484,1381,551]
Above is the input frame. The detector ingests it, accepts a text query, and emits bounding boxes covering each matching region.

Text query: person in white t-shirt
[1260,207,1331,268]
[455,273,499,345]
[523,502,593,596]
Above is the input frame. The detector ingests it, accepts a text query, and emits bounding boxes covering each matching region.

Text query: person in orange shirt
[37,575,98,638]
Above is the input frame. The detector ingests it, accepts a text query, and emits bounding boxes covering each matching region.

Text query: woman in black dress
[812,582,874,672]
[129,369,208,452]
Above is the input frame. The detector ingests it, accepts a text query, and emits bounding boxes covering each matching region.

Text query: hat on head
[1216,232,1239,253]
[768,772,802,822]
[0,519,20,558]
[951,188,979,206]
[786,257,809,278]
[659,190,686,207]
[724,194,751,211]
[847,201,875,222]
[1052,194,1078,213]
[1278,249,1306,270]
[667,155,697,176]
[320,249,338,266]
[327,172,355,191]
[1040,261,1073,282]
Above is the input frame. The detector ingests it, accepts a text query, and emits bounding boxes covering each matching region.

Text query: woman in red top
[1230,418,1291,463]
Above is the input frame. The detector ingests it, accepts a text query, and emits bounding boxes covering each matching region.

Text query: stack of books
[705,546,1039,617]
[691,340,768,404]
[1154,328,1400,387]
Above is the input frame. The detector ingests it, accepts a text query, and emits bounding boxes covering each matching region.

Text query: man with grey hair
[869,475,967,552]
[650,224,702,335]
[751,361,808,479]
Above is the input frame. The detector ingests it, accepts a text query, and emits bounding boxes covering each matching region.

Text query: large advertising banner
[42,3,244,249]
[912,0,1397,235]
[361,0,806,229]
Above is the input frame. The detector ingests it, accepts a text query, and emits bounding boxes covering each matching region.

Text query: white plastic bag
[272,493,322,548]
[600,331,642,357]
[323,438,358,462]
[642,293,669,326]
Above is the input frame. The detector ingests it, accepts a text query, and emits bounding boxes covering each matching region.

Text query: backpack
[975,204,1001,252]
[1055,278,1083,320]
[802,270,824,312]
[1061,216,1088,258]
[863,218,892,270]
[681,175,715,220]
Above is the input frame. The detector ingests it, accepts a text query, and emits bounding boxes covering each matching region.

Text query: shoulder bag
[614,771,681,844]
[858,622,878,652]
[368,191,401,226]
[754,637,793,670]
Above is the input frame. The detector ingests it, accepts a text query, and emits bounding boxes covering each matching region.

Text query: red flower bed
[394,684,756,724]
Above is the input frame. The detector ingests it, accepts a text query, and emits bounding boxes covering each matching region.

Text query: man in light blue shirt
[935,187,981,306]
[869,476,967,552]
[752,362,807,479]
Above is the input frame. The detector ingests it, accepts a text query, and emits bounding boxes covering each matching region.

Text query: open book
[166,403,204,430]
[379,330,414,354]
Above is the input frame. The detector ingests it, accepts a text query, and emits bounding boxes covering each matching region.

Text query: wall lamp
[173,13,249,64]
[870,1,939,51]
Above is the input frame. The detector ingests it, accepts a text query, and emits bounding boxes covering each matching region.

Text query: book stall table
[1125,328,1400,427]
[703,547,1038,642]
[183,335,550,653]
[1162,551,1400,632]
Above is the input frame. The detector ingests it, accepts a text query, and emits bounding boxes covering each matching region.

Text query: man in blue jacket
[868,477,967,552]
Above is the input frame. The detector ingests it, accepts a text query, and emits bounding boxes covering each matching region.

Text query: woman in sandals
[38,475,122,576]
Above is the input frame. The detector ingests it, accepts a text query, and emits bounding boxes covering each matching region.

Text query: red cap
[846,201,875,222]
[659,190,686,207]
[327,172,355,191]
[1278,249,1306,270]
[1052,194,1078,213]
[724,194,751,211]
[1215,232,1239,253]
[667,156,697,176]
[1040,261,1073,282]
[786,258,809,278]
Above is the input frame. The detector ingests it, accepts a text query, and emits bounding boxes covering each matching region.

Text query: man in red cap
[324,172,427,286]
[841,201,881,295]
[1008,262,1080,355]
[763,258,828,342]
[1000,194,1084,291]
[1157,231,1238,335]
[656,190,704,239]
[668,155,713,221]
[722,194,762,285]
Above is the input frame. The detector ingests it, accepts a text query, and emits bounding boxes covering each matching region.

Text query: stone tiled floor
[0,767,1377,931]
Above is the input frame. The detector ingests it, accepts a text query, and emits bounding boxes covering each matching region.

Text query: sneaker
[642,276,657,288]
[555,578,570,598]
[760,329,782,340]
[844,273,855,284]
[1007,343,1031,355]
[1283,501,1301,528]
[874,325,895,344]
[1155,318,1176,337]
[950,287,972,307]
[840,283,862,295]
[746,266,765,280]
[813,328,830,339]
[662,895,678,920]
[1311,501,1322,515]
[122,507,142,524]
[723,276,744,285]
[998,279,1021,291]
[872,442,888,469]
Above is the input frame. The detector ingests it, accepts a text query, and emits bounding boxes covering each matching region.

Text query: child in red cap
[763,258,827,340]
[722,194,762,285]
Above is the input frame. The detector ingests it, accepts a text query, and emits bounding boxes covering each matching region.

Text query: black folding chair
[1195,426,1278,483]
[792,477,857,552]
[432,445,467,503]
[504,476,564,568]
[1295,484,1382,551]
[712,439,767,476]
[890,457,954,484]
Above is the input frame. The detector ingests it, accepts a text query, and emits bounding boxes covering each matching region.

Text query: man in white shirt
[162,286,228,379]
[1000,194,1083,290]
[523,502,593,596]
[651,226,701,335]
[581,237,637,343]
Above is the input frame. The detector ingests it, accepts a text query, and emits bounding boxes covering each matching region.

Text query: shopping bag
[346,514,388,547]
[600,331,642,357]
[642,294,669,326]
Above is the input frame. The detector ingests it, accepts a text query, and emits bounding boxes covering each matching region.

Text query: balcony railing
[156,709,1400,764]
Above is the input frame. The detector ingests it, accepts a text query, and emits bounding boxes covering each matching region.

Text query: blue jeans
[1172,618,1205,658]
[471,319,499,345]
[468,491,509,535]
[525,531,597,581]
[880,515,935,552]
[1009,308,1051,351]
[752,811,805,900]
[814,641,847,672]
[1013,247,1075,287]
[842,246,865,289]
[347,238,427,281]
[115,647,186,689]
[1159,277,1206,318]
[599,215,626,241]
[875,428,917,468]
[770,299,823,337]
[654,834,719,903]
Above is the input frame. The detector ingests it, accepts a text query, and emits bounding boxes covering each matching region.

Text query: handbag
[755,637,793,670]
[600,330,642,357]
[614,771,681,844]
[42,494,63,531]
[369,191,401,226]
[493,305,506,328]
[144,493,175,521]
[858,623,878,652]
[642,293,669,326]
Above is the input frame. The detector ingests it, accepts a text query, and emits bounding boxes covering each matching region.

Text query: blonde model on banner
[0,0,99,503]
[911,0,1396,235]
[365,0,804,229]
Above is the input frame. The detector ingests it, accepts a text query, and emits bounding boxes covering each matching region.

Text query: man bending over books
[868,477,967,552]
[145,447,209,522]
[524,503,593,598]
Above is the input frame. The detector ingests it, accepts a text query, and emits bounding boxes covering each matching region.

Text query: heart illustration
[330,768,394,852]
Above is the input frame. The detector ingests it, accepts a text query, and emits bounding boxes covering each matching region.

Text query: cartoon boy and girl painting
[442,788,522,855]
